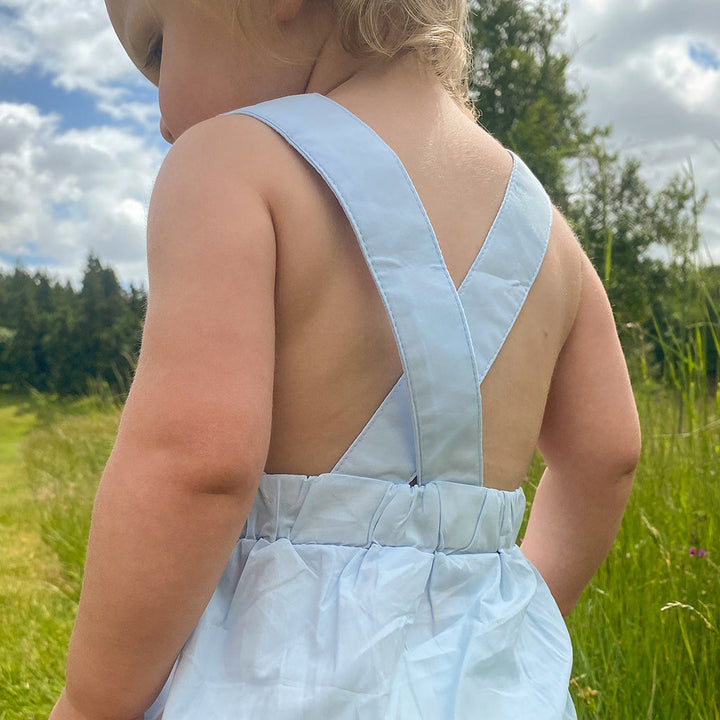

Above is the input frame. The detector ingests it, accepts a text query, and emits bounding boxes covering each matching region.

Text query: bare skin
[108,0,585,489]
[49,2,640,719]
[261,80,576,489]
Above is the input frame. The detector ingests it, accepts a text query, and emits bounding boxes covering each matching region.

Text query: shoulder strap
[229,93,483,486]
[461,151,552,382]
[333,152,552,481]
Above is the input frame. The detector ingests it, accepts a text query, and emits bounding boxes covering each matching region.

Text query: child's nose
[160,117,175,144]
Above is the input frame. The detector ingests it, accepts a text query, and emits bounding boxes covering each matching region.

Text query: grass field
[0,386,718,719]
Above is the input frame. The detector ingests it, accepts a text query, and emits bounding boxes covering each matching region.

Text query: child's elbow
[591,426,640,491]
[589,395,642,486]
[612,411,642,483]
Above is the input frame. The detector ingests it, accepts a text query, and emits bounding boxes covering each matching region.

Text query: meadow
[0,379,718,719]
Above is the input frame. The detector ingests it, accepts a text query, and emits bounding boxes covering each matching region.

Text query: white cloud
[551,0,720,261]
[651,38,720,112]
[0,0,131,84]
[0,16,35,71]
[1,0,718,294]
[0,0,158,128]
[0,102,163,290]
[0,1,163,289]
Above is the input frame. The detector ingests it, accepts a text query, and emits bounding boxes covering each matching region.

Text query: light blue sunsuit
[145,92,577,720]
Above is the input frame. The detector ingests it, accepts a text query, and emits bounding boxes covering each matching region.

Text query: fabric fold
[240,472,525,554]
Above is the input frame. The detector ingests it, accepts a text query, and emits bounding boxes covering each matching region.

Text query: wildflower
[578,686,599,702]
[570,678,599,705]
[689,546,707,558]
[689,547,697,556]
[697,548,707,558]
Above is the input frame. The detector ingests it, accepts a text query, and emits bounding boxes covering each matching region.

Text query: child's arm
[53,117,277,720]
[520,213,641,618]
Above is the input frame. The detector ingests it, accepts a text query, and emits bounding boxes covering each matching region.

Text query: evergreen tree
[0,255,144,397]
[76,253,143,395]
[1,272,42,392]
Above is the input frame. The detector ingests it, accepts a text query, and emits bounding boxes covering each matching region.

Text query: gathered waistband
[239,473,525,554]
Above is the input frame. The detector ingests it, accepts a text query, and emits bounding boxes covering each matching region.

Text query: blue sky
[0,66,160,135]
[688,41,720,72]
[0,0,718,293]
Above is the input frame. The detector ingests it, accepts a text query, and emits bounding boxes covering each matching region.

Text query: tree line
[0,255,145,396]
[0,0,717,399]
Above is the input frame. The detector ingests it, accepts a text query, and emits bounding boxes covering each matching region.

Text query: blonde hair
[330,0,474,115]
[197,0,475,118]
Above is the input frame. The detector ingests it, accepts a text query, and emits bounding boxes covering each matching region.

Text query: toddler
[50,1,640,718]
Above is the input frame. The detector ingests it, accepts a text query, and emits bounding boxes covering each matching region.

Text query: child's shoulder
[158,112,290,195]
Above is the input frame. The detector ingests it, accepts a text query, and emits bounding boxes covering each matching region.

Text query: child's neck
[307,44,455,119]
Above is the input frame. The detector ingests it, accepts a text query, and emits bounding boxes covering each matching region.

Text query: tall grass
[547,385,718,718]
[0,374,716,718]
[0,392,121,719]
[538,154,720,718]
[645,157,718,436]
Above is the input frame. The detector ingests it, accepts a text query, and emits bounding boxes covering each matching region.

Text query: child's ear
[274,0,304,23]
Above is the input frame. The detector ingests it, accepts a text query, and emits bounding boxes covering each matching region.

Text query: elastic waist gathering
[239,473,525,554]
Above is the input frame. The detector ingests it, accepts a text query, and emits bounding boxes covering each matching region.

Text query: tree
[76,253,143,395]
[1,270,42,392]
[468,0,600,207]
[565,135,716,396]
[0,255,145,397]
[567,140,660,326]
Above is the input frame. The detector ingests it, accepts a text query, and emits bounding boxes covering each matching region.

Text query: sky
[0,0,718,293]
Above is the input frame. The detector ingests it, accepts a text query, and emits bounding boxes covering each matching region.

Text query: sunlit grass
[560,385,719,718]
[1,383,718,718]
[0,391,121,719]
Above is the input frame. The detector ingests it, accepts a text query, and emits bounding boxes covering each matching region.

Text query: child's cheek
[159,72,214,140]
[158,79,189,141]
[157,80,176,137]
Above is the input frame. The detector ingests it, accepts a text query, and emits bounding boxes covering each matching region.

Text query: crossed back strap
[333,151,552,483]
[230,93,551,487]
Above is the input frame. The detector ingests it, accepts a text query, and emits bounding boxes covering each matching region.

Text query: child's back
[247,53,582,490]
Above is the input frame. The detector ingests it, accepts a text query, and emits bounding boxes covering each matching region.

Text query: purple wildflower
[697,548,707,558]
[689,547,697,556]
